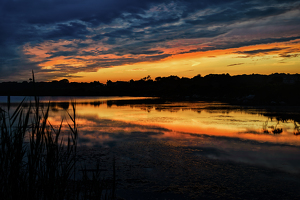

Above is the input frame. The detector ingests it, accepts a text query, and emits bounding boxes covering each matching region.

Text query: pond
[1,96,300,199]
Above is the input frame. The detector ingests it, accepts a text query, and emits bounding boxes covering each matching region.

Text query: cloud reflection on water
[3,97,300,173]
[69,110,300,174]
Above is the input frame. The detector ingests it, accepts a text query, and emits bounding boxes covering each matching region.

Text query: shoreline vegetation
[0,95,115,199]
[1,73,300,106]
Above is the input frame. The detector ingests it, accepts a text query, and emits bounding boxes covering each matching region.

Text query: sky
[0,0,299,83]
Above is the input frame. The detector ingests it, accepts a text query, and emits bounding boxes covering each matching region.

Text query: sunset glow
[1,0,299,82]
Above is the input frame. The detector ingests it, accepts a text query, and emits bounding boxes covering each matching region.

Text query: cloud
[178,36,300,55]
[39,53,173,75]
[227,63,244,67]
[46,50,79,59]
[0,0,300,81]
[279,53,300,58]
[45,22,89,40]
[185,5,290,26]
[126,68,147,71]
[235,47,285,56]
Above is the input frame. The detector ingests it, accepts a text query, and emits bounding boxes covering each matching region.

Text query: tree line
[1,73,300,105]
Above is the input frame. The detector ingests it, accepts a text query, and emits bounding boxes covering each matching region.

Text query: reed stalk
[0,96,115,200]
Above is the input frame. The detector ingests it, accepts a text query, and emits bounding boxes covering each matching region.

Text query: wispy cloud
[126,68,147,71]
[227,63,244,67]
[235,47,286,56]
[279,53,300,58]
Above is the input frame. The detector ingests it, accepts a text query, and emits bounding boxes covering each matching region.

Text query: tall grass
[0,95,115,200]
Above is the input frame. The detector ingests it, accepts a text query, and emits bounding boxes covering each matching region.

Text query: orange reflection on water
[128,121,299,145]
[69,102,300,146]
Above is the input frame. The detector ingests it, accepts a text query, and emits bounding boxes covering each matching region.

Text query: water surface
[1,96,300,174]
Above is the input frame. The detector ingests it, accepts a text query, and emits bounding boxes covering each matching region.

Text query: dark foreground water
[1,96,300,199]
